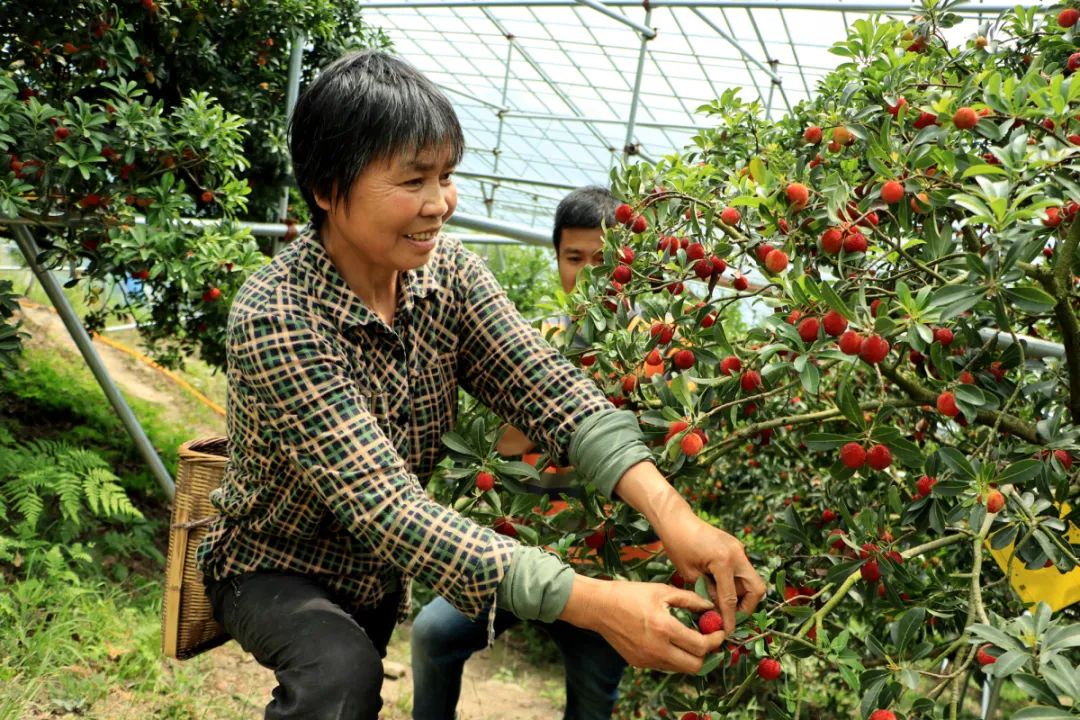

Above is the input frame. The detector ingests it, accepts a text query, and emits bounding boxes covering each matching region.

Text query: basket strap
[172,515,218,530]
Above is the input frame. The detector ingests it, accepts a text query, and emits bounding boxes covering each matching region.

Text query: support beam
[499,110,703,132]
[574,0,656,38]
[448,211,551,247]
[690,7,782,86]
[9,224,175,500]
[457,170,578,190]
[623,6,654,161]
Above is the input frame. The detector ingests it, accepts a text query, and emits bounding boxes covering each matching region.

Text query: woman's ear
[313,191,333,213]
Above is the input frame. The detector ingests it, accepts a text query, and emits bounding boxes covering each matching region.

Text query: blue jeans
[410,596,627,720]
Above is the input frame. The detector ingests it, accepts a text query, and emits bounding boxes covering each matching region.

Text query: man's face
[556,227,604,293]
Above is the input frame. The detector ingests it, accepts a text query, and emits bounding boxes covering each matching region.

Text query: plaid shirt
[197,234,613,619]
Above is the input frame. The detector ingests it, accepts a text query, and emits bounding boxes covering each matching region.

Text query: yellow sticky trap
[988,503,1080,612]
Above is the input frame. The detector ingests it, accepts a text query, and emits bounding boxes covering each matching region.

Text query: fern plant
[0,434,144,577]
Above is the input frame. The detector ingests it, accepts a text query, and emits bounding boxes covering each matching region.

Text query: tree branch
[1039,216,1080,425]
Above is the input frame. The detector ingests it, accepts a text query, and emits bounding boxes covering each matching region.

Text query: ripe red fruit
[822,508,837,523]
[1054,449,1073,470]
[618,246,635,264]
[693,259,713,279]
[1045,207,1063,228]
[720,207,740,226]
[764,249,789,273]
[977,644,997,666]
[756,244,775,263]
[681,432,704,457]
[797,317,820,343]
[1060,7,1080,27]
[710,256,726,275]
[630,215,647,233]
[786,182,809,210]
[832,126,854,146]
[622,374,638,395]
[202,287,222,302]
[839,442,867,469]
[615,203,634,225]
[701,312,716,329]
[698,610,723,635]
[740,370,762,392]
[200,190,214,203]
[612,265,632,284]
[886,97,907,116]
[54,126,70,141]
[494,518,517,537]
[839,330,862,355]
[732,274,749,291]
[859,335,890,364]
[822,310,848,337]
[880,180,904,204]
[913,111,939,129]
[985,489,1005,513]
[673,349,695,370]
[665,420,690,442]
[646,349,662,366]
[803,125,823,144]
[936,391,960,417]
[580,353,597,367]
[867,444,892,470]
[475,471,495,492]
[869,711,897,720]
[953,107,978,130]
[820,227,844,254]
[916,475,937,498]
[861,558,881,582]
[720,355,742,376]
[584,527,609,550]
[933,327,955,346]
[1068,52,1080,72]
[757,658,782,681]
[959,371,975,384]
[843,230,868,254]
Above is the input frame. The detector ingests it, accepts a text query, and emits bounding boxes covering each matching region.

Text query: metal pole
[977,327,1064,360]
[9,224,175,499]
[574,0,656,37]
[623,7,653,163]
[488,40,515,218]
[449,211,551,246]
[498,110,703,132]
[275,31,306,253]
[457,170,577,191]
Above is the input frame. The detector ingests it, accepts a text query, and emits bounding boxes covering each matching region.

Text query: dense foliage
[0,0,387,368]
[444,2,1080,718]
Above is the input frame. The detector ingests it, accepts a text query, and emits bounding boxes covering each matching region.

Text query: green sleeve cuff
[496,546,575,623]
[568,409,654,499]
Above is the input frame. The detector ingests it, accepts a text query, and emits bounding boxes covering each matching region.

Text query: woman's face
[317,145,458,274]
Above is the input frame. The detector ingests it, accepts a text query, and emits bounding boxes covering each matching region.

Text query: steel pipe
[9,223,176,499]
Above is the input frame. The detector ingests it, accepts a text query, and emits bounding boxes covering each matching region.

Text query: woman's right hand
[558,575,725,674]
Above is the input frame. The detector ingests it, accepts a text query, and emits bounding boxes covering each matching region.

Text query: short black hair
[289,51,465,230]
[552,186,618,253]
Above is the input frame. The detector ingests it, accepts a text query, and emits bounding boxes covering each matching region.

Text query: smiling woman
[194,50,765,720]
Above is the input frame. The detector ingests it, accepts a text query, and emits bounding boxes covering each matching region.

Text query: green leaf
[1011,708,1075,719]
[835,383,865,429]
[890,607,925,653]
[955,385,988,407]
[799,362,820,395]
[997,459,1043,486]
[442,432,479,458]
[989,649,1028,677]
[1004,287,1057,314]
[805,433,853,451]
[938,447,976,480]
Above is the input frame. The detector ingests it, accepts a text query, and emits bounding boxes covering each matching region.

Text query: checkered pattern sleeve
[454,246,614,467]
[230,311,519,619]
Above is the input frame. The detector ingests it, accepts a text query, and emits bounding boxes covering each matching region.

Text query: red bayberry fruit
[839,330,862,355]
[977,645,997,666]
[622,374,638,395]
[822,310,848,337]
[764,249,789,274]
[646,349,662,366]
[698,610,723,634]
[821,508,837,523]
[886,97,907,116]
[936,391,959,417]
[202,287,222,302]
[867,444,892,470]
[832,126,854,145]
[580,353,597,367]
[733,274,749,291]
[615,203,634,225]
[803,125,823,144]
[740,370,762,392]
[475,471,495,492]
[985,489,1005,513]
[869,711,897,720]
[665,420,690,442]
[1054,449,1073,470]
[612,265,632,284]
[618,246,635,264]
[720,207,740,226]
[720,356,742,376]
[757,658,782,681]
[1068,52,1080,72]
[1060,8,1080,27]
[913,111,939,129]
[630,215,647,233]
[200,190,214,203]
[839,442,867,469]
[797,317,820,342]
[820,227,843,254]
[756,244,775,263]
[843,230,868,254]
[859,335,890,364]
[934,327,954,346]
[953,107,978,130]
[1045,208,1063,228]
[494,518,517,537]
[701,313,716,328]
[710,256,726,274]
[54,126,70,141]
[861,558,881,582]
[686,243,706,261]
[681,432,704,457]
[916,475,937,498]
[584,527,609,550]
[673,349,695,370]
[786,182,809,211]
[880,180,904,204]
[959,371,975,384]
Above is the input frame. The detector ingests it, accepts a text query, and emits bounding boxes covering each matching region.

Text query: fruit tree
[440,2,1080,718]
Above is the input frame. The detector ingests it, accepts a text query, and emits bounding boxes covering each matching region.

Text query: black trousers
[205,572,400,720]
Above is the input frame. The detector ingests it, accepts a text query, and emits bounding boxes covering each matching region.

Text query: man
[411,186,645,720]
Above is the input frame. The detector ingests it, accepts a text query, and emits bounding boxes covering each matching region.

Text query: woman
[197,50,766,720]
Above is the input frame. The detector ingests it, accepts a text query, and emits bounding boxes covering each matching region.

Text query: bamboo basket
[161,436,230,660]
